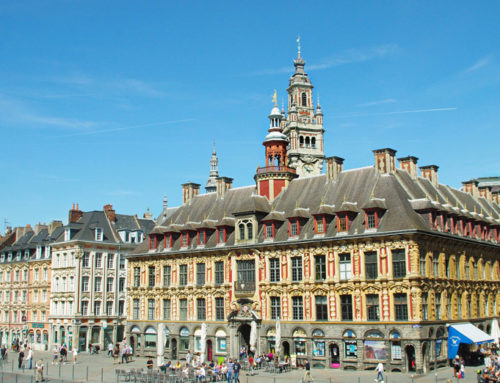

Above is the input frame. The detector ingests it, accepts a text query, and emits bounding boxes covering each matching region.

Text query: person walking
[186,350,192,365]
[26,347,33,369]
[303,359,313,382]
[35,360,44,383]
[73,348,78,364]
[226,358,235,383]
[18,348,24,370]
[375,361,384,383]
[107,342,113,357]
[234,359,241,383]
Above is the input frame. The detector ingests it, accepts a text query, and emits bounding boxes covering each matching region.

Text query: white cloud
[463,56,492,73]
[0,93,102,130]
[357,98,397,107]
[249,44,398,76]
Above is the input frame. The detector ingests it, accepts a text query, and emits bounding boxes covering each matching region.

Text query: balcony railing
[235,280,255,292]
[256,166,296,174]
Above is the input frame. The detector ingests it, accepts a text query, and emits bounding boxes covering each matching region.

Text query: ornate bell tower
[255,92,298,201]
[283,38,325,177]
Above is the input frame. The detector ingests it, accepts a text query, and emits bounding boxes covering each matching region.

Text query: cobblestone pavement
[0,351,484,383]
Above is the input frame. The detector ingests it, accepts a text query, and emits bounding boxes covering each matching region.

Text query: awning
[448,323,494,359]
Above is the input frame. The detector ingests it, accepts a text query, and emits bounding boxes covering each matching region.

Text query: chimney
[143,208,153,220]
[492,191,500,205]
[478,186,492,202]
[48,220,63,234]
[34,222,48,235]
[373,148,397,174]
[69,203,83,223]
[420,165,439,186]
[398,156,419,179]
[216,177,233,199]
[325,156,344,181]
[104,204,116,222]
[462,180,479,198]
[182,182,201,204]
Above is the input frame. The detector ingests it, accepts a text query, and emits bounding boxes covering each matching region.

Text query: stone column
[72,325,79,351]
[99,324,104,350]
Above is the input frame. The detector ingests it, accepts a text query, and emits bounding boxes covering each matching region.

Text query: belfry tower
[255,92,298,201]
[283,38,325,177]
[205,143,219,193]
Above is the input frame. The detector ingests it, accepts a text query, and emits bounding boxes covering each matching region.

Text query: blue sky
[1,1,499,229]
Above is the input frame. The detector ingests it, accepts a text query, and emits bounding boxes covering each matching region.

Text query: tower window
[299,136,304,148]
[305,136,310,148]
[311,137,316,148]
[301,92,307,106]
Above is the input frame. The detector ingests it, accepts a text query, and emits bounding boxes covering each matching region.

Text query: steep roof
[137,166,500,256]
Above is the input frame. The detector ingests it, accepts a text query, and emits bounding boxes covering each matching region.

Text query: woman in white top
[72,348,78,364]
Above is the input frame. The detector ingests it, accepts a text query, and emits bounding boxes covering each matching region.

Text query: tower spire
[205,143,219,193]
[297,35,301,59]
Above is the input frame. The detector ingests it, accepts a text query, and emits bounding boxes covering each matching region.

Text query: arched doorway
[238,324,251,352]
[406,345,416,372]
[207,340,213,362]
[171,338,177,360]
[283,341,290,358]
[329,343,340,368]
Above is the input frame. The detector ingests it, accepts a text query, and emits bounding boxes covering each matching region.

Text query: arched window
[247,223,253,240]
[239,224,245,241]
[299,136,304,148]
[301,92,307,106]
[305,137,310,147]
[311,137,316,148]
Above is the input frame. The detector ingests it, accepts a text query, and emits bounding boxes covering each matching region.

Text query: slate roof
[135,166,500,256]
[53,210,155,245]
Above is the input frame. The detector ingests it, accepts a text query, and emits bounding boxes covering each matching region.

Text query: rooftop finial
[297,35,301,59]
[317,92,321,107]
[163,195,168,210]
[213,139,216,155]
[272,90,278,107]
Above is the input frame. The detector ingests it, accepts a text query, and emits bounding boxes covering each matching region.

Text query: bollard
[30,376,33,383]
[101,367,104,382]
[435,373,438,383]
[330,377,333,383]
[72,364,75,380]
[358,377,361,383]
[412,375,415,383]
[387,375,389,383]
[46,362,49,376]
[246,376,249,383]
[59,363,61,377]
[274,377,276,383]
[87,365,89,380]
[11,360,13,372]
[15,373,18,383]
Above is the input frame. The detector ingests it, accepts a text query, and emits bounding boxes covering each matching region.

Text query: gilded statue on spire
[272,90,278,107]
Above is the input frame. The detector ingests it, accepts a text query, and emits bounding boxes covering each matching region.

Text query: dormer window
[64,228,71,241]
[237,219,255,243]
[265,222,275,239]
[197,229,208,245]
[181,232,190,247]
[217,227,226,244]
[337,214,348,232]
[289,219,300,237]
[362,207,384,230]
[24,250,30,259]
[149,235,157,250]
[314,216,326,234]
[95,227,103,241]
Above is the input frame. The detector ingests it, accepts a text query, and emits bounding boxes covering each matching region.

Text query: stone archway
[406,345,416,372]
[238,324,251,352]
